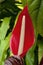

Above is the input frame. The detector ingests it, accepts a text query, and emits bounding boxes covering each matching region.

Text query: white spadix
[18,15,25,55]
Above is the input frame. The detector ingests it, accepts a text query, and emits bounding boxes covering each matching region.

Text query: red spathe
[10,6,35,57]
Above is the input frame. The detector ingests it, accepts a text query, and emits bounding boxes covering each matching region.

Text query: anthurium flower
[10,6,35,57]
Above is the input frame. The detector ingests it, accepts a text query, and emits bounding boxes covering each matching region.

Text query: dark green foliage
[0,0,21,18]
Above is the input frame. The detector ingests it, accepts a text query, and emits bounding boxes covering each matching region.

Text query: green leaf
[0,33,11,62]
[15,3,23,9]
[16,0,21,2]
[28,0,41,37]
[28,0,43,37]
[21,0,27,6]
[0,17,11,65]
[27,0,33,6]
[37,0,43,36]
[0,17,11,40]
[29,0,40,13]
[25,50,34,65]
[38,40,43,64]
[25,44,36,65]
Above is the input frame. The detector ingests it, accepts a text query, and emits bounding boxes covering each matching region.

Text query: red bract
[10,6,35,57]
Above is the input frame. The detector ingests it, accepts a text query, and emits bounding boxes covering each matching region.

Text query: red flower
[10,6,35,57]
